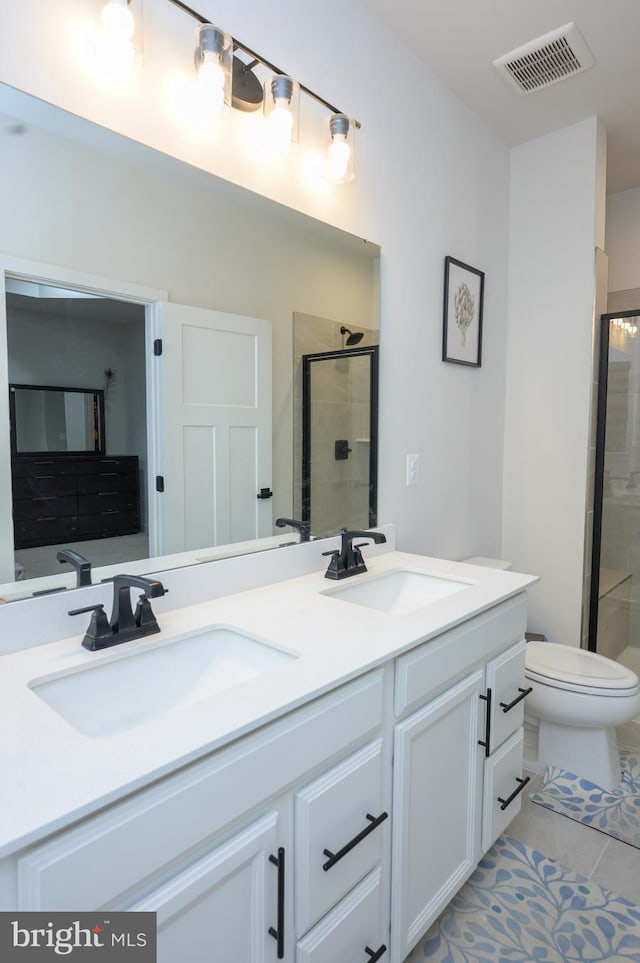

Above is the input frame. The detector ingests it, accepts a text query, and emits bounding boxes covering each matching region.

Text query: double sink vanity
[0,529,536,962]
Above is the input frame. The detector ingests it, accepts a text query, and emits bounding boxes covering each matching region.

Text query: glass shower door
[591,312,640,673]
[301,345,379,537]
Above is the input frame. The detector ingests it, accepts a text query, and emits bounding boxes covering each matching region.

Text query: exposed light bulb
[327,135,351,182]
[198,50,226,112]
[101,0,135,40]
[94,0,137,79]
[326,114,354,183]
[266,101,294,155]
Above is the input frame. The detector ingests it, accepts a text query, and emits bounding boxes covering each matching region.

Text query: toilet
[524,641,640,791]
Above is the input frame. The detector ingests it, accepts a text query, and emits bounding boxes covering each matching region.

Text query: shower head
[340,325,364,346]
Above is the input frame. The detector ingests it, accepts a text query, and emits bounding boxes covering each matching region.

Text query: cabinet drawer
[13,496,77,521]
[295,740,386,936]
[482,729,527,852]
[297,868,386,963]
[77,457,137,474]
[12,458,76,477]
[15,474,77,497]
[78,511,139,537]
[486,640,528,752]
[395,595,527,716]
[77,472,137,494]
[79,492,138,514]
[14,517,78,548]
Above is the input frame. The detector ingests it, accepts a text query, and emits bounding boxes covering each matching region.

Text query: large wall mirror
[0,83,380,600]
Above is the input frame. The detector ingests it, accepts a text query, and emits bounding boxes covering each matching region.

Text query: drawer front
[482,729,527,852]
[13,496,77,521]
[78,511,139,537]
[79,492,138,514]
[77,457,137,474]
[295,739,386,937]
[486,640,528,752]
[15,474,77,498]
[297,868,386,963]
[78,471,137,494]
[14,517,78,548]
[395,595,527,716]
[12,458,76,478]
[16,671,384,910]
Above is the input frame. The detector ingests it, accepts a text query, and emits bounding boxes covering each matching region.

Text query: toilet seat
[525,641,640,695]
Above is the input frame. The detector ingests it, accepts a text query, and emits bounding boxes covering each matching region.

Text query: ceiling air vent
[493,23,595,95]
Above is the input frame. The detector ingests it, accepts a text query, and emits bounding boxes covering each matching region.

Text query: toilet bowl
[524,641,640,791]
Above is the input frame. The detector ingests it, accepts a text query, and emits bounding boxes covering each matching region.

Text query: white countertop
[0,551,536,858]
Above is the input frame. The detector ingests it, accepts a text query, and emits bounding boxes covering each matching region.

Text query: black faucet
[323,529,387,580]
[275,517,311,543]
[69,574,168,651]
[57,549,92,587]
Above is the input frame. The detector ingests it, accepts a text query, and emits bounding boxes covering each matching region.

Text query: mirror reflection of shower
[340,325,364,348]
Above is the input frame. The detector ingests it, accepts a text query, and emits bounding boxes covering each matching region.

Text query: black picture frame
[442,256,484,367]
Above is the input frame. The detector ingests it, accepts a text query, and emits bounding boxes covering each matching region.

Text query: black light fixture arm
[165,0,360,125]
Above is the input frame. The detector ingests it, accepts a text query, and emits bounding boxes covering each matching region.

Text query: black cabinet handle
[257,487,273,499]
[500,687,533,713]
[498,776,531,811]
[478,688,492,757]
[365,944,387,961]
[322,812,388,871]
[268,847,285,959]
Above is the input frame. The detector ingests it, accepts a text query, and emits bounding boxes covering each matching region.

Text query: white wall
[502,118,607,644]
[606,187,640,293]
[0,0,512,562]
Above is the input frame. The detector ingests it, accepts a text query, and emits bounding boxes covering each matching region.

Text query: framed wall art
[442,256,484,367]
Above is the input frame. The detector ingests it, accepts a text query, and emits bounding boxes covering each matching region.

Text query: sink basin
[322,569,472,614]
[30,627,297,738]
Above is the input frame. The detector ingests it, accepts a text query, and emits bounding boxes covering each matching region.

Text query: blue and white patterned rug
[530,745,640,849]
[406,835,640,961]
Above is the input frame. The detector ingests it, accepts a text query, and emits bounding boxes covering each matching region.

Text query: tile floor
[504,720,640,906]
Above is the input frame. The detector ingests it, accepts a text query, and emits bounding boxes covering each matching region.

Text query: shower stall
[590,310,640,673]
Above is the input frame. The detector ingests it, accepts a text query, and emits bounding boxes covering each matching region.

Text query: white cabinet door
[132,811,283,963]
[390,670,484,963]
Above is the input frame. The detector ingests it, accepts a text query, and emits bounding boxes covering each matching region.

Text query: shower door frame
[301,344,379,532]
[588,308,640,652]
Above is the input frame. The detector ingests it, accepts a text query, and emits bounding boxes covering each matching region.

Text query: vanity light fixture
[194,24,232,117]
[165,0,360,181]
[95,0,140,78]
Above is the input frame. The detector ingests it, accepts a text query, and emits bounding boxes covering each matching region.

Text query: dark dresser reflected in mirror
[9,383,140,563]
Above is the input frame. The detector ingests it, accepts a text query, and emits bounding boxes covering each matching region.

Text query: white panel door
[161,303,272,554]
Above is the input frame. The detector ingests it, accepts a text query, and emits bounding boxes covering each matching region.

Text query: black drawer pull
[478,688,492,757]
[33,496,57,501]
[322,812,388,871]
[498,776,531,811]
[365,945,387,961]
[268,847,285,959]
[500,687,533,713]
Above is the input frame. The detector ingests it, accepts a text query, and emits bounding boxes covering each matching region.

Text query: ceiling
[361,0,640,195]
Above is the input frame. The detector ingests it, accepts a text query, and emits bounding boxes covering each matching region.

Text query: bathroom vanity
[0,541,535,962]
